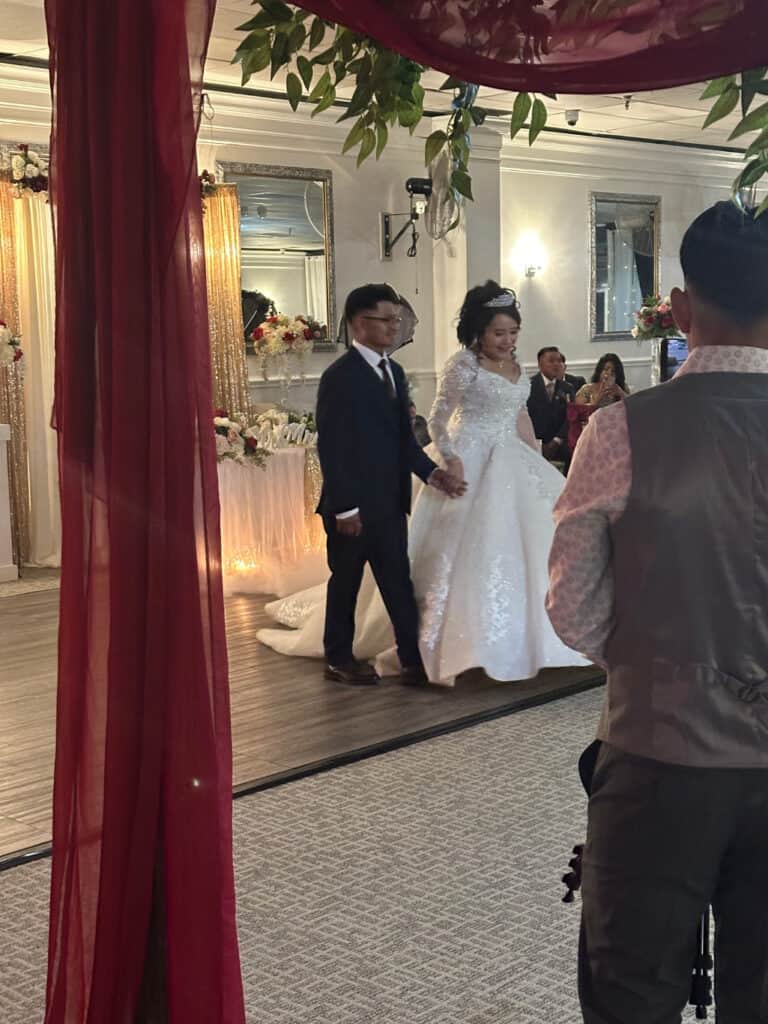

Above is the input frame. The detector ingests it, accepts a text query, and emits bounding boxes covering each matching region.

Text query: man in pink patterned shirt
[547,201,768,1023]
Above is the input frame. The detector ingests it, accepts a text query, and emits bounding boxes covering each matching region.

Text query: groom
[316,284,465,686]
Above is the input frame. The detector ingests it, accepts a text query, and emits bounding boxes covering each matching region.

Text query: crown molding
[500,131,742,188]
[200,89,505,164]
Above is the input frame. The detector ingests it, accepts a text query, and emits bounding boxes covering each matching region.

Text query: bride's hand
[429,468,467,498]
[445,457,465,484]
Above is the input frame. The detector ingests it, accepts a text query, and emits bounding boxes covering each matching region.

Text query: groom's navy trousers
[315,346,436,668]
[323,512,420,667]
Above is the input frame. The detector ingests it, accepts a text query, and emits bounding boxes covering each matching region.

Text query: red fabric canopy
[300,0,767,93]
[44,0,245,1020]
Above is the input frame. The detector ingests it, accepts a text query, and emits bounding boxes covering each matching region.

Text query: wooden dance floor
[0,575,604,863]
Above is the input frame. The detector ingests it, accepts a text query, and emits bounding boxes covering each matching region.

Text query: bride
[258,281,588,684]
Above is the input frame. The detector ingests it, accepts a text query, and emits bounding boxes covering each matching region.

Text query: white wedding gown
[257,349,588,684]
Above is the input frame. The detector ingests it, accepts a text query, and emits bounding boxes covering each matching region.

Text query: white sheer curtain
[607,228,642,333]
[14,193,60,566]
[217,451,326,597]
[304,255,327,324]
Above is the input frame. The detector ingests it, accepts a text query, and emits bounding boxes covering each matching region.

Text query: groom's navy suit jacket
[316,346,437,523]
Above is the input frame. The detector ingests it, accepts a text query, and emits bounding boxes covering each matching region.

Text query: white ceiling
[0,0,746,151]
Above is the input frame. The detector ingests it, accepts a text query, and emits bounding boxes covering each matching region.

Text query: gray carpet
[0,688,705,1023]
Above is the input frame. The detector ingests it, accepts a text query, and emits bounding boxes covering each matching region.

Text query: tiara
[483,291,518,309]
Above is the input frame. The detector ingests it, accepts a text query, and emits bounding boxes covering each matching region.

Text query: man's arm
[406,427,438,483]
[554,382,574,442]
[546,404,631,666]
[391,363,438,482]
[316,370,361,516]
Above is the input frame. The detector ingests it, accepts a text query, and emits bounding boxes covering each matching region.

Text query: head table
[217,447,328,597]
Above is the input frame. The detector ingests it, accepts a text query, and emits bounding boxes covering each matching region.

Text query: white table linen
[218,449,326,597]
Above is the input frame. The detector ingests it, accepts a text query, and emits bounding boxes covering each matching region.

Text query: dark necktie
[378,358,396,400]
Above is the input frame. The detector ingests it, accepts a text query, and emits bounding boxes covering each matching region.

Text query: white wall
[0,61,745,409]
[499,131,743,391]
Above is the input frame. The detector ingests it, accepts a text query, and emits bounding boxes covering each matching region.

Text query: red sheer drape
[44,0,245,1021]
[296,0,767,92]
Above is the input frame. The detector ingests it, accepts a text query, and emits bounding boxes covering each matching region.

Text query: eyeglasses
[362,315,403,325]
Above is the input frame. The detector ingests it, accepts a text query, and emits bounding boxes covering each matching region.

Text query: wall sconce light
[511,231,547,280]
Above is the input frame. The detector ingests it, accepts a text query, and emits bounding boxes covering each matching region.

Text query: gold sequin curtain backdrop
[0,180,30,566]
[203,184,251,419]
[303,448,324,552]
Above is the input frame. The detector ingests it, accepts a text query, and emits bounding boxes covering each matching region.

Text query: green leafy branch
[701,67,768,215]
[232,0,553,207]
[232,1,767,223]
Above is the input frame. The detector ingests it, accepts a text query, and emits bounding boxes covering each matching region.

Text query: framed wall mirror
[589,192,660,340]
[219,162,337,352]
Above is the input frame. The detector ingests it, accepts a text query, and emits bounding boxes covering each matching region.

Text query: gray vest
[598,371,768,766]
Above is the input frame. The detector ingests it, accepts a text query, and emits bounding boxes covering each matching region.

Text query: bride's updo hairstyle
[456,280,520,348]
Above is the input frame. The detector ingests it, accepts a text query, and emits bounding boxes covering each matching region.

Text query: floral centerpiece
[301,317,327,344]
[0,320,23,368]
[632,295,681,386]
[250,314,321,382]
[213,409,271,468]
[10,145,48,196]
[631,295,678,341]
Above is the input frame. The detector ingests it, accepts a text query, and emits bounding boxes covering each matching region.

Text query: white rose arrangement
[250,314,325,382]
[213,409,271,468]
[10,145,48,196]
[213,407,317,464]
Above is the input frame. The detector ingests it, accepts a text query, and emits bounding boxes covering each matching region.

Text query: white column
[0,424,18,581]
[431,223,468,375]
[464,127,503,288]
[431,126,501,382]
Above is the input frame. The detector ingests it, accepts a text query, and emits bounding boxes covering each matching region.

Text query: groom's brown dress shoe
[324,660,380,686]
[399,665,429,687]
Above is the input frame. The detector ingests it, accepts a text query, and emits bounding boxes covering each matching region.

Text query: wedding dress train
[257,348,588,683]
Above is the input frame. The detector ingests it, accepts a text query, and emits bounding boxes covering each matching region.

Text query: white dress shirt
[353,340,396,390]
[336,342,397,519]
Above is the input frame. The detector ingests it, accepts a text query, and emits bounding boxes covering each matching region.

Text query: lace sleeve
[427,349,478,460]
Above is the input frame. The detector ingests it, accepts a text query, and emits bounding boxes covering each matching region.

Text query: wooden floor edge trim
[0,672,605,875]
[232,671,605,799]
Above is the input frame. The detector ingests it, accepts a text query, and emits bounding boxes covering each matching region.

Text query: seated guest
[558,352,586,391]
[575,353,630,407]
[568,353,630,450]
[409,401,431,447]
[528,346,575,465]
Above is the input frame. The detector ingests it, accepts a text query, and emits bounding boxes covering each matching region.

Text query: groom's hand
[336,513,363,537]
[429,468,467,498]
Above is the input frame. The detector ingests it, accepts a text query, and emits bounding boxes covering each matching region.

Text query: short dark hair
[680,200,768,324]
[537,346,560,362]
[344,283,400,322]
[456,280,520,347]
[591,352,627,391]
